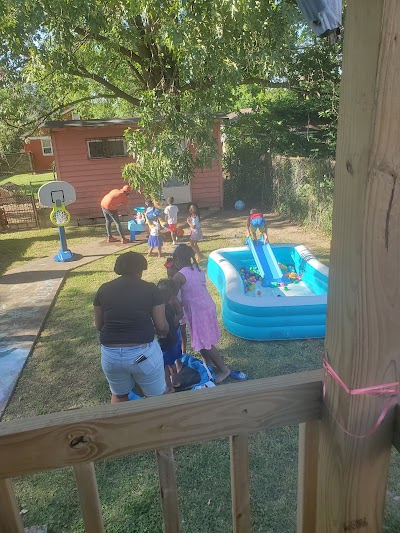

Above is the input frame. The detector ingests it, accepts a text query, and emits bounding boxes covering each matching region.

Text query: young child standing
[246,207,269,244]
[187,204,204,261]
[157,279,183,392]
[147,219,163,257]
[164,256,188,354]
[164,197,179,244]
[172,244,248,384]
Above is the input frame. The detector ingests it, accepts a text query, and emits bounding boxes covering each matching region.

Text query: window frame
[40,138,54,156]
[86,137,128,159]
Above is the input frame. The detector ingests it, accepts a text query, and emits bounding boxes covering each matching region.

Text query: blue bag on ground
[180,354,216,390]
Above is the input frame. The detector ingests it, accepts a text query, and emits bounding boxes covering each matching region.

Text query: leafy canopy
[0,1,339,194]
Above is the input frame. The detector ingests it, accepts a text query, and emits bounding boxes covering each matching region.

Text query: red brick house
[45,118,224,218]
[23,109,81,172]
[22,132,55,172]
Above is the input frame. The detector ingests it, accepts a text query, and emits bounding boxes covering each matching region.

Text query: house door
[163,176,191,204]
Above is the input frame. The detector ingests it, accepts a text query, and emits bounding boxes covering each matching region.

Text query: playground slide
[246,238,283,285]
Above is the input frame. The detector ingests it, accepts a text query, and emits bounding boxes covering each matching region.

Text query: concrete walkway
[0,239,138,417]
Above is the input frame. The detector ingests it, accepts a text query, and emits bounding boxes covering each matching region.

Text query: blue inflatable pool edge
[207,244,329,341]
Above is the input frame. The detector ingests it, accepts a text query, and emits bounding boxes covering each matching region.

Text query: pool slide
[246,238,283,285]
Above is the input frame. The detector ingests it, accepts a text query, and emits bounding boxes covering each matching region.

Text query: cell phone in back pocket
[134,354,147,364]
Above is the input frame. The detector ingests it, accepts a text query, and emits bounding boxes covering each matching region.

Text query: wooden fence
[0,370,323,533]
[0,153,33,175]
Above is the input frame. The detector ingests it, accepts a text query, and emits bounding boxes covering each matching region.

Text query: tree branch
[176,77,311,95]
[70,67,141,106]
[2,94,118,138]
[74,27,147,74]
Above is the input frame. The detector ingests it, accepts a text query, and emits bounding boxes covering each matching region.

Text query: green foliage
[272,156,335,235]
[123,95,218,197]
[0,0,331,190]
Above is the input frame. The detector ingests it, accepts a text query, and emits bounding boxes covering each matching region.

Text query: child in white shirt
[164,197,179,244]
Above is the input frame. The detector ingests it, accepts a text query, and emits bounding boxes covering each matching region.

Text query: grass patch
[0,171,54,196]
[3,210,400,532]
[0,172,54,188]
[0,225,108,275]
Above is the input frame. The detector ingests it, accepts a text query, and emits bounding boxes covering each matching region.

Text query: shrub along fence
[271,156,335,236]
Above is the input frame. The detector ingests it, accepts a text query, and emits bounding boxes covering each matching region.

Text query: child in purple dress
[172,244,248,383]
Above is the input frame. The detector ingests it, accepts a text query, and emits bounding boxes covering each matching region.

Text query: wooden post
[156,448,180,533]
[230,433,251,533]
[73,463,104,533]
[316,0,400,531]
[297,421,320,533]
[0,478,24,533]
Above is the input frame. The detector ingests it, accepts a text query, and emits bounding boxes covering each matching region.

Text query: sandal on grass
[229,370,249,381]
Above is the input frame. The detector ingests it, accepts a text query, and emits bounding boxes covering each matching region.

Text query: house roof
[45,117,141,128]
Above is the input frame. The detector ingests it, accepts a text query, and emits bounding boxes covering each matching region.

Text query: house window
[87,138,127,159]
[41,138,53,156]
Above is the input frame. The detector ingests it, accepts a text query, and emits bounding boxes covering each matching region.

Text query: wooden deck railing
[0,370,324,533]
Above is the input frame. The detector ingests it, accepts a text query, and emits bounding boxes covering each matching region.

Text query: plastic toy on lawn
[128,206,147,241]
[38,181,76,262]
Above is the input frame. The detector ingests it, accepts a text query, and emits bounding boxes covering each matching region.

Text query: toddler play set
[128,205,184,242]
[38,181,77,262]
[208,240,329,341]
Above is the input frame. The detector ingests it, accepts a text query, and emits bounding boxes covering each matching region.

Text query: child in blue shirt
[157,279,183,392]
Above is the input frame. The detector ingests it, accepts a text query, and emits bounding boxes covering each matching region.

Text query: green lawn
[0,225,106,275]
[0,171,54,195]
[3,211,400,532]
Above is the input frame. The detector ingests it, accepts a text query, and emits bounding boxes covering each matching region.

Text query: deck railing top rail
[0,369,323,479]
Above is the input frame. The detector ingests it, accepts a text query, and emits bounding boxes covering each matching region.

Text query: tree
[0,1,339,194]
[223,34,342,208]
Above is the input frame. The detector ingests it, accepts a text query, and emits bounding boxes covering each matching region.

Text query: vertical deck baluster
[73,463,105,533]
[297,421,320,533]
[156,448,180,533]
[230,433,251,533]
[0,478,24,533]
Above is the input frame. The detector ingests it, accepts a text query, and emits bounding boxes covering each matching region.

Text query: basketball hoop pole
[54,200,74,262]
[37,181,76,263]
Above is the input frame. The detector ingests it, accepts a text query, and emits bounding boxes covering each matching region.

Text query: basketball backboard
[38,181,76,207]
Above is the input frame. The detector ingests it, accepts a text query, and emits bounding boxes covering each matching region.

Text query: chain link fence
[0,183,39,231]
[272,156,335,235]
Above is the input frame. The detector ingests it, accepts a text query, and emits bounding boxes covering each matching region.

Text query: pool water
[221,247,328,299]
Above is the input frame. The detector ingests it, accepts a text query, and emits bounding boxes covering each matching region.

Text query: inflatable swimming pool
[207,244,329,341]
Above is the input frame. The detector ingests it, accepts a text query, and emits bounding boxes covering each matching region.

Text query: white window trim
[86,137,128,159]
[40,137,53,156]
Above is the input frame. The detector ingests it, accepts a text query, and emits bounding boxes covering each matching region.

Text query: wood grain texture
[0,478,24,533]
[73,463,104,533]
[316,0,400,531]
[0,370,322,479]
[156,448,180,533]
[297,421,320,533]
[230,434,251,533]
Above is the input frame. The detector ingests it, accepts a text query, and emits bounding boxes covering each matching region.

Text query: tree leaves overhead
[0,0,341,192]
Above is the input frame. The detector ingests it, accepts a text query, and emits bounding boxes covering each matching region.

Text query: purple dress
[179,266,220,351]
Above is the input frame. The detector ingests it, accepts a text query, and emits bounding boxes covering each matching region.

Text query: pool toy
[38,181,76,262]
[208,244,329,341]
